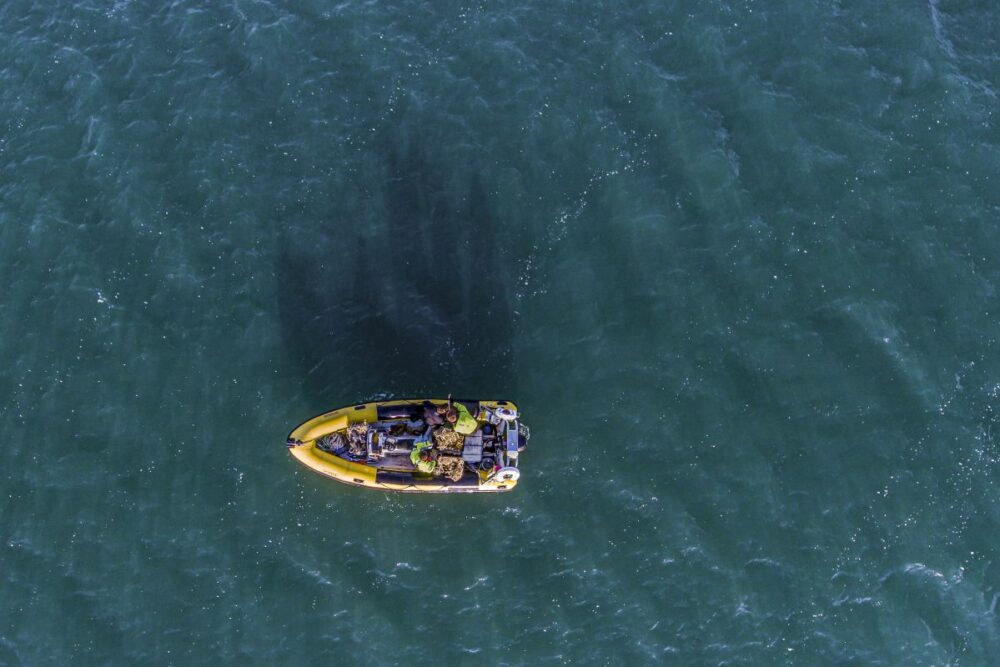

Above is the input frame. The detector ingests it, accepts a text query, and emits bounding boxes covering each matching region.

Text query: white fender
[494,407,518,421]
[494,467,520,483]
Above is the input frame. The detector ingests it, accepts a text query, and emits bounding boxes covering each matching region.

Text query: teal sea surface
[2,0,999,664]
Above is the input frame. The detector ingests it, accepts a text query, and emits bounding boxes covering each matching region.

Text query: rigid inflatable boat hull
[286,398,523,493]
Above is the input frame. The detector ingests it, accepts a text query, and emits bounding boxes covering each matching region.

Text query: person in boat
[445,402,479,436]
[410,439,437,473]
[422,401,445,427]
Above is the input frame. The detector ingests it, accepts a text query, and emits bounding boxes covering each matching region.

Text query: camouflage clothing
[317,432,346,453]
[345,422,368,457]
[432,426,465,454]
[436,454,466,482]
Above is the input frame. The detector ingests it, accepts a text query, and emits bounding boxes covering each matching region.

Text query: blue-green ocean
[2,0,999,664]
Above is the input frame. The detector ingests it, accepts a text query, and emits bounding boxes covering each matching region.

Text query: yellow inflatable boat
[286,398,528,493]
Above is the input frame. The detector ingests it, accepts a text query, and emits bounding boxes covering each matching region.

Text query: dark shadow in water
[277,140,513,406]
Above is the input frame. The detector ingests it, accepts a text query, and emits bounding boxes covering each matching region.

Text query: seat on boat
[462,430,483,463]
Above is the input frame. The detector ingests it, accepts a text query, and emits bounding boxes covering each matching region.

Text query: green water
[2,0,999,664]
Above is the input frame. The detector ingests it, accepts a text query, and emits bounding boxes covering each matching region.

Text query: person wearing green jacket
[410,439,437,473]
[445,402,479,436]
